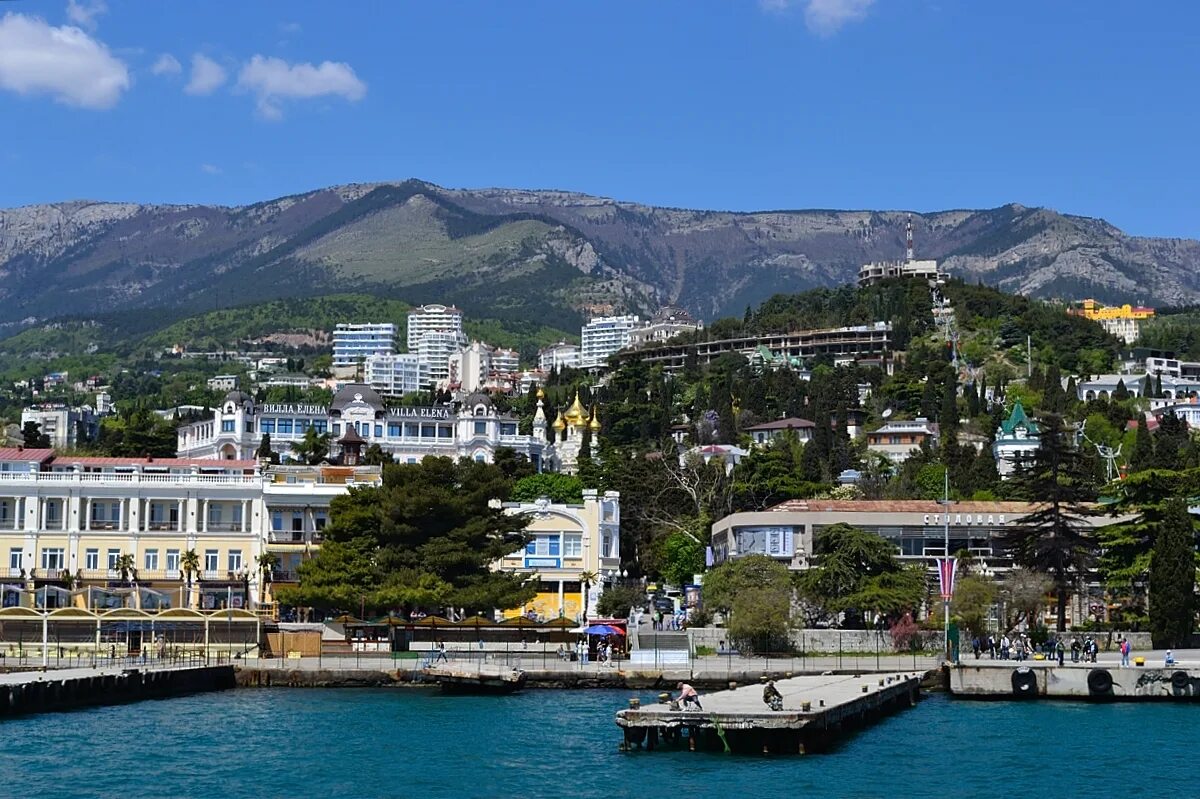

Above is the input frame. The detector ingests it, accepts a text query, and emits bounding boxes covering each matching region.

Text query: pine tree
[965,382,980,418]
[1155,373,1164,399]
[1113,379,1129,401]
[1149,499,1196,649]
[1002,413,1099,631]
[1130,418,1155,473]
[939,372,959,442]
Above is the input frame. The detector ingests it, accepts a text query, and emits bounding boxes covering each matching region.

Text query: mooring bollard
[628,697,640,709]
[728,681,738,690]
[801,700,812,712]
[862,684,869,693]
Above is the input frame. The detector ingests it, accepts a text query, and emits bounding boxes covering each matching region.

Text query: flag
[938,557,956,600]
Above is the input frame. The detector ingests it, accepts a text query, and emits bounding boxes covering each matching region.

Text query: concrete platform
[951,660,1200,700]
[615,671,923,754]
[0,664,235,717]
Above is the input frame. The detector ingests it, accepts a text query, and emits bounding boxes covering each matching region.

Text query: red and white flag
[938,557,957,600]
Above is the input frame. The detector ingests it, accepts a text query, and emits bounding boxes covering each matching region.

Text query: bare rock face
[1,182,1198,333]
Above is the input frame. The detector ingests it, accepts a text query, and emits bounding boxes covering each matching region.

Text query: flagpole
[943,469,951,663]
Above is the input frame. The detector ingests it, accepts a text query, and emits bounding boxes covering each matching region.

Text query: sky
[1,0,1198,238]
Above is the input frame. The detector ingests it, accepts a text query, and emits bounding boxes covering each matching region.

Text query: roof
[744,417,816,431]
[767,499,1038,514]
[869,419,939,435]
[1000,399,1039,435]
[55,457,258,469]
[337,426,366,445]
[331,383,383,411]
[0,448,56,463]
[222,390,254,406]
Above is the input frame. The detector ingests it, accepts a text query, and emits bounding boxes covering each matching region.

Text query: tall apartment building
[448,342,494,393]
[364,353,431,397]
[332,323,396,370]
[417,331,463,384]
[538,342,581,372]
[580,315,640,369]
[406,304,465,351]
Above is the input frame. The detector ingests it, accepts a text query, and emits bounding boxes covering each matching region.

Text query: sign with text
[937,557,957,600]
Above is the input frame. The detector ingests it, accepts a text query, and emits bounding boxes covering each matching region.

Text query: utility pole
[1027,335,1032,378]
[940,469,954,663]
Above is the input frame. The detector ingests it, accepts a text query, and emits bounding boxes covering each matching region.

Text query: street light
[937,469,954,663]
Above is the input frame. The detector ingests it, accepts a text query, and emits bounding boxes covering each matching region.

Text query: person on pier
[676,682,702,710]
[762,680,783,711]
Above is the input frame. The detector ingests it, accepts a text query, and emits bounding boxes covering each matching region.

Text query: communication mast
[905,213,914,262]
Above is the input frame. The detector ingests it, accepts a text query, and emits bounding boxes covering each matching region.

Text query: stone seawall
[0,665,235,718]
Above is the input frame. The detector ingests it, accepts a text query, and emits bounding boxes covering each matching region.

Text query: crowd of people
[969,633,1137,665]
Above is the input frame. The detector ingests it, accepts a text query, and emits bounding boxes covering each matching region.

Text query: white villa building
[538,342,580,373]
[629,306,703,348]
[178,385,552,469]
[332,323,396,371]
[364,353,430,397]
[992,400,1040,477]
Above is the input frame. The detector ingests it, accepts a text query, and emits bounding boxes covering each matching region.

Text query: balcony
[0,472,260,487]
[0,519,16,531]
[205,522,245,533]
[146,521,179,532]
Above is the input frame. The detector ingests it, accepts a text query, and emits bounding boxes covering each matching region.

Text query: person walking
[1056,638,1065,666]
[435,640,448,663]
[1070,637,1080,664]
[1120,638,1131,667]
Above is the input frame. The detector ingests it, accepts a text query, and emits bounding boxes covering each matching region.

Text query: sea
[0,688,1191,799]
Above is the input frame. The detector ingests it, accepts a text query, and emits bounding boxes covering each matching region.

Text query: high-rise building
[406,304,465,352]
[417,331,462,384]
[332,323,396,369]
[491,348,519,377]
[364,353,431,397]
[580,315,640,368]
[538,342,581,372]
[448,342,494,393]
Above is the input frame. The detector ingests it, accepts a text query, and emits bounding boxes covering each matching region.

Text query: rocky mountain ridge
[2,179,1197,338]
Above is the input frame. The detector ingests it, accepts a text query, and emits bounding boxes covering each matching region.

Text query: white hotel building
[177,385,549,469]
[580,315,640,369]
[364,353,431,397]
[332,323,397,370]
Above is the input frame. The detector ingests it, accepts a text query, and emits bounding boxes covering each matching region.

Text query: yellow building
[494,490,620,622]
[1070,299,1155,344]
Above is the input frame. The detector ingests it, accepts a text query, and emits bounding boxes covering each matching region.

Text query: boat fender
[1171,671,1190,690]
[1087,669,1113,695]
[1011,667,1037,697]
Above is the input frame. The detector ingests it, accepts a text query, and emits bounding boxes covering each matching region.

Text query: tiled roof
[745,417,816,431]
[0,448,56,463]
[57,457,258,469]
[767,499,1038,514]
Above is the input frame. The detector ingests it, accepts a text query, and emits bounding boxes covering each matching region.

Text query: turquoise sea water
[1,688,1194,799]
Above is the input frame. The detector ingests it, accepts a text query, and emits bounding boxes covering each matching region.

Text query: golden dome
[563,391,587,426]
[588,411,601,431]
[551,411,566,430]
[536,387,545,399]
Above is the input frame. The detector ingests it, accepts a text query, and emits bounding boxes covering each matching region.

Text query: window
[166,549,180,572]
[9,548,22,572]
[563,534,582,558]
[260,419,275,434]
[85,549,99,570]
[525,535,560,557]
[332,423,341,435]
[271,510,283,532]
[404,423,418,438]
[473,421,487,436]
[107,549,121,570]
[374,425,383,438]
[602,531,616,559]
[208,505,222,525]
[291,513,304,532]
[204,549,218,572]
[228,550,242,572]
[245,420,254,433]
[388,423,401,437]
[312,420,327,434]
[277,419,294,435]
[91,501,120,527]
[438,425,452,439]
[40,548,64,571]
[221,419,235,433]
[314,512,327,531]
[421,424,435,438]
[144,549,159,571]
[44,501,62,527]
[500,423,517,436]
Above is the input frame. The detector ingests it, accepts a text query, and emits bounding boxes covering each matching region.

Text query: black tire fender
[1087,668,1113,695]
[1011,667,1037,696]
[1171,671,1189,690]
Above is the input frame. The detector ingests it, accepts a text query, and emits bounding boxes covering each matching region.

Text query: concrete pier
[0,664,235,717]
[615,671,923,754]
[951,661,1200,700]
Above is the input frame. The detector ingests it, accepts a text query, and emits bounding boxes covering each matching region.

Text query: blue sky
[1,1,1197,238]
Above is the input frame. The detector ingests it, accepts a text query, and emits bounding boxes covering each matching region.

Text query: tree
[656,529,705,588]
[181,549,200,608]
[1130,419,1154,472]
[21,421,50,449]
[998,566,1052,630]
[1002,413,1098,631]
[256,433,279,464]
[511,473,583,504]
[1149,499,1196,649]
[363,443,392,466]
[796,524,926,626]
[290,426,332,465]
[596,585,642,618]
[256,552,280,605]
[702,555,793,653]
[578,570,598,622]
[951,575,997,637]
[115,553,135,584]
[278,457,534,613]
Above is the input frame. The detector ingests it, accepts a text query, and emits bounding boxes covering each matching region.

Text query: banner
[937,557,957,600]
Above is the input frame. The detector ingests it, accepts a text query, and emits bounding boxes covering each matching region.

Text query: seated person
[1165,650,1176,666]
[762,680,783,711]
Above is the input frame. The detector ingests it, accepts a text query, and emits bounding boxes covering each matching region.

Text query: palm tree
[115,553,135,584]
[256,552,280,605]
[579,570,598,623]
[181,549,201,609]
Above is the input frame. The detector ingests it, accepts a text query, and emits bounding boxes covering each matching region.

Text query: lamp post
[938,469,953,663]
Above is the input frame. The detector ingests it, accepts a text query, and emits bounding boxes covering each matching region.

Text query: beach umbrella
[584,624,625,636]
[332,614,364,625]
[372,614,407,626]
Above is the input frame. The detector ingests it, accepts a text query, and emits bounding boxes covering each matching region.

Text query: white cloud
[65,0,107,32]
[279,21,302,34]
[184,53,227,96]
[236,54,366,120]
[200,163,222,175]
[151,53,181,76]
[760,0,875,36]
[0,12,129,109]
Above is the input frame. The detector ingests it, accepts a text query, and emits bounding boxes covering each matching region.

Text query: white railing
[0,472,260,486]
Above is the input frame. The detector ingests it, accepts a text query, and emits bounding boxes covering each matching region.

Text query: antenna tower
[905,213,914,262]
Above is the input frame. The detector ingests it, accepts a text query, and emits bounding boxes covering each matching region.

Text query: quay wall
[688,628,1154,655]
[0,665,235,718]
[951,663,1200,700]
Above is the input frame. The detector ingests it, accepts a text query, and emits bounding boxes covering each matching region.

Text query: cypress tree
[1149,499,1196,649]
[1130,418,1155,473]
[1113,379,1129,401]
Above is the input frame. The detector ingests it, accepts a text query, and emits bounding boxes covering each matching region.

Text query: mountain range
[3,178,1198,339]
